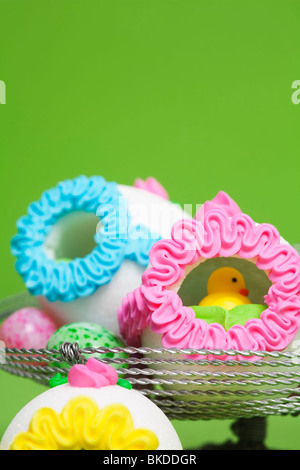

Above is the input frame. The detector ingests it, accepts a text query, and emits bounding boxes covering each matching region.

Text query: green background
[0,0,300,449]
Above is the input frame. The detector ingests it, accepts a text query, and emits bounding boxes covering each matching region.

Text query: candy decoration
[198,267,251,310]
[0,308,57,349]
[68,358,119,388]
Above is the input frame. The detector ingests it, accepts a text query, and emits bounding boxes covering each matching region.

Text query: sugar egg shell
[11,176,192,337]
[118,191,300,404]
[0,383,182,450]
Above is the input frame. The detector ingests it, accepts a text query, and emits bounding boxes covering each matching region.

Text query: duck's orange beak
[239,288,249,297]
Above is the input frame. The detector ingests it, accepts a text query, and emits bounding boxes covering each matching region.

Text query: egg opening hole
[43,211,100,261]
[177,257,272,330]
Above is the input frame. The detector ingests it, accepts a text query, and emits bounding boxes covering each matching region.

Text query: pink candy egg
[0,308,58,349]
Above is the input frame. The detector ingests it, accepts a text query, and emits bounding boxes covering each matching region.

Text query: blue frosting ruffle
[11,176,160,302]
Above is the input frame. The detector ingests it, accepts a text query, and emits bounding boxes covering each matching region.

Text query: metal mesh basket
[1,292,300,423]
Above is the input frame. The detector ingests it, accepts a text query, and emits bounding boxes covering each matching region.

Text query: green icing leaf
[117,378,132,390]
[191,304,266,331]
[49,373,68,388]
[190,305,227,328]
[225,304,266,331]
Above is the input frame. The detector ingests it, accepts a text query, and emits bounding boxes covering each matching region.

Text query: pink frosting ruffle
[118,192,300,356]
[134,177,169,200]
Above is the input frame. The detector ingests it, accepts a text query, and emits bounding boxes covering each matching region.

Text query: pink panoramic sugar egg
[118,191,300,404]
[0,308,58,349]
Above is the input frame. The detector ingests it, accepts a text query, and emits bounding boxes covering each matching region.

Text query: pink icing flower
[68,358,118,388]
[134,177,169,200]
[197,190,242,219]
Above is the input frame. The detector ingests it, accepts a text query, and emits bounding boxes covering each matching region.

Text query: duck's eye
[232,277,237,283]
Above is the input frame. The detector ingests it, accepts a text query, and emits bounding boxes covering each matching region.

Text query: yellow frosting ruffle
[10,396,159,450]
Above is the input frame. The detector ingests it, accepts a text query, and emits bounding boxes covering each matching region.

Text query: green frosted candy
[47,322,128,373]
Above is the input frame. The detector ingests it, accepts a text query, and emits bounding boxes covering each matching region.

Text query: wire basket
[1,292,300,422]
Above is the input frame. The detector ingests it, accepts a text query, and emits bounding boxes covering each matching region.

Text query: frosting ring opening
[176,256,272,308]
[44,211,99,261]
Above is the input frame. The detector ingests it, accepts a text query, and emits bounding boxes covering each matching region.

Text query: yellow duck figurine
[199,267,251,311]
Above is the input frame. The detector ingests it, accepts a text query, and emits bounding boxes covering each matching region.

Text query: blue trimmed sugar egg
[11,175,190,335]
